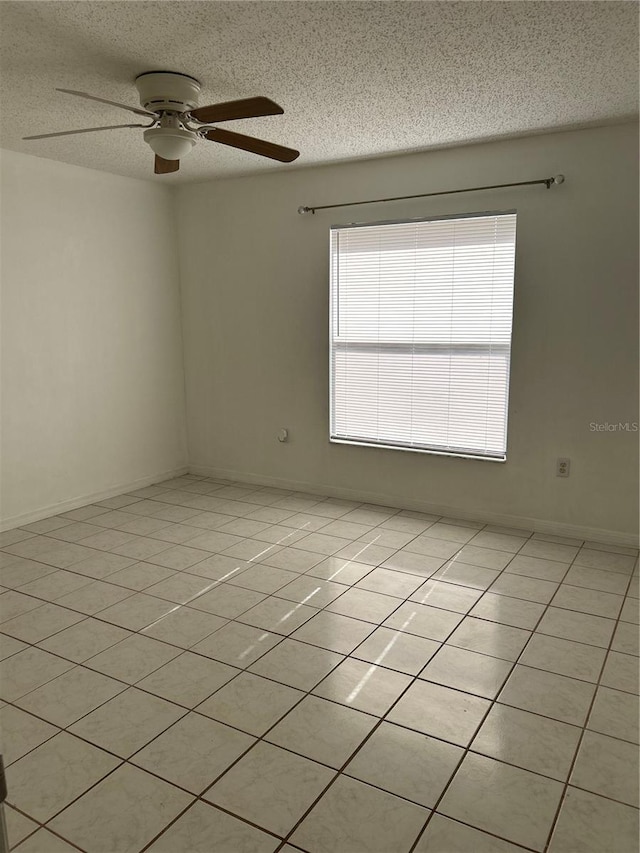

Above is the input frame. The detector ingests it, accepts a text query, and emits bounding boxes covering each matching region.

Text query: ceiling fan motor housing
[135,71,201,114]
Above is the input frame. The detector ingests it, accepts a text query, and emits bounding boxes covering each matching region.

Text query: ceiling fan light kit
[23,70,300,175]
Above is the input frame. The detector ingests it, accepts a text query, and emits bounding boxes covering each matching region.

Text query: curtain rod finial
[553,174,565,185]
[298,205,313,215]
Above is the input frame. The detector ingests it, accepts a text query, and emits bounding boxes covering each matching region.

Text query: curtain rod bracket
[298,174,565,215]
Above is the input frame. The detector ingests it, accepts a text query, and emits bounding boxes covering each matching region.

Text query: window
[329,211,517,460]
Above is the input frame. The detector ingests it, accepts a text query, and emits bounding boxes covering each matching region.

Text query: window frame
[328,209,518,462]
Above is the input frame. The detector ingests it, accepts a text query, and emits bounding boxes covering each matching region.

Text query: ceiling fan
[23,71,300,174]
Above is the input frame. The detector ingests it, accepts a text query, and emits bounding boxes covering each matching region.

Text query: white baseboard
[0,465,189,532]
[189,463,639,548]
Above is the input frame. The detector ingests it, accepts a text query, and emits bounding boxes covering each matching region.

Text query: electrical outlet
[556,457,570,477]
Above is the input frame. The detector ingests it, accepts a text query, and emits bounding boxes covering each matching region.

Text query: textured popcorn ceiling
[0,1,637,184]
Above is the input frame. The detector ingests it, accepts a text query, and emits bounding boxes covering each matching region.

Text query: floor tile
[48,763,192,853]
[260,546,324,572]
[420,644,513,699]
[37,617,131,662]
[355,567,424,598]
[519,634,606,682]
[467,530,527,553]
[237,595,318,635]
[290,773,428,853]
[223,539,283,563]
[520,539,578,563]
[387,679,490,746]
[600,650,639,694]
[110,536,174,560]
[447,616,530,661]
[69,687,186,757]
[132,711,254,793]
[192,620,281,668]
[0,591,48,622]
[498,664,596,725]
[611,621,639,656]
[410,579,482,612]
[548,786,639,853]
[228,563,299,594]
[453,544,512,570]
[205,741,334,837]
[352,626,440,675]
[421,523,476,544]
[550,584,624,618]
[86,634,181,683]
[137,651,239,706]
[326,587,401,623]
[414,813,528,852]
[292,611,375,654]
[620,596,639,623]
[198,671,304,735]
[185,553,253,583]
[358,527,417,549]
[0,634,27,660]
[97,592,176,630]
[249,638,343,690]
[469,592,545,629]
[5,804,38,848]
[0,704,58,765]
[471,703,581,780]
[63,551,136,579]
[294,532,353,556]
[574,548,637,574]
[346,721,463,807]
[6,732,119,822]
[335,541,397,566]
[562,565,629,595]
[0,647,74,701]
[251,524,309,547]
[267,694,377,768]
[587,686,639,743]
[381,550,445,578]
[12,828,80,852]
[488,573,559,603]
[430,562,500,591]
[1,602,84,643]
[505,554,569,582]
[140,606,227,649]
[570,730,639,806]
[383,600,463,640]
[0,560,56,589]
[305,557,376,584]
[313,657,411,716]
[187,583,266,619]
[56,580,134,614]
[141,572,215,605]
[439,752,563,851]
[320,520,374,539]
[536,606,616,648]
[16,666,126,727]
[17,569,93,601]
[275,574,348,607]
[146,800,279,853]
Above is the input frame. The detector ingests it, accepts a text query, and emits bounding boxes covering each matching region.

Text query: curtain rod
[297,174,565,215]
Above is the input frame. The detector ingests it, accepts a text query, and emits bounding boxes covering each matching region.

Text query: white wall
[0,150,187,526]
[176,123,639,542]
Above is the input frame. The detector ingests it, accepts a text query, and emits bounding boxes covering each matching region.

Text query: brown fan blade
[56,88,156,118]
[23,123,146,141]
[189,97,283,124]
[154,155,180,174]
[203,127,299,162]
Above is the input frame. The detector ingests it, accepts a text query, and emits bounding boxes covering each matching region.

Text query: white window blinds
[329,212,517,460]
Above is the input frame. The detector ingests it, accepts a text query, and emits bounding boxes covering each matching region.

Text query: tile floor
[0,474,638,853]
